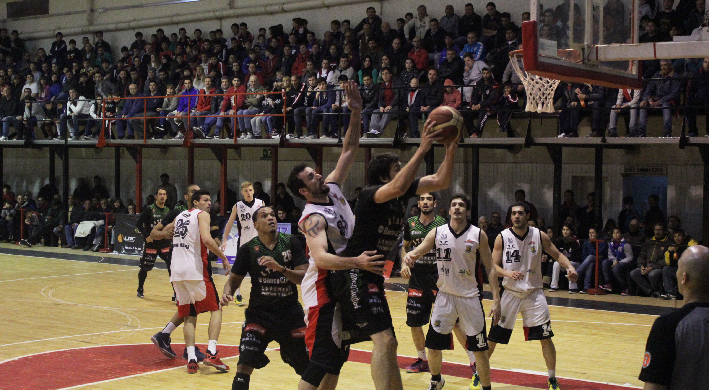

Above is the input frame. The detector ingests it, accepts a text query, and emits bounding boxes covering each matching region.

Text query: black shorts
[425,320,488,352]
[331,269,393,340]
[305,301,350,375]
[406,269,438,327]
[238,305,309,375]
[139,245,172,272]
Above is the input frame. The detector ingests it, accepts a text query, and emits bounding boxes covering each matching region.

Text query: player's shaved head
[677,245,709,300]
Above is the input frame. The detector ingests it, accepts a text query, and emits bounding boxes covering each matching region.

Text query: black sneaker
[20,239,31,247]
[151,332,177,358]
[182,345,206,362]
[137,289,144,298]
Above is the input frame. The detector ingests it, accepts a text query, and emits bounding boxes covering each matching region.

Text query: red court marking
[1,344,636,390]
[349,349,637,390]
[0,344,239,390]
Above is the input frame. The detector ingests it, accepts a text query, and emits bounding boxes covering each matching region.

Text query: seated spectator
[608,88,642,137]
[284,75,306,139]
[554,82,582,138]
[20,96,46,142]
[0,85,22,141]
[360,73,379,134]
[141,81,164,138]
[575,227,608,293]
[485,28,518,81]
[438,48,464,85]
[601,228,635,294]
[460,31,484,62]
[191,76,216,138]
[630,222,673,297]
[237,75,266,139]
[550,224,582,292]
[643,194,666,237]
[441,79,461,110]
[661,228,698,299]
[305,78,334,138]
[462,67,499,137]
[199,76,228,138]
[167,78,198,139]
[60,88,92,140]
[368,68,401,137]
[407,37,429,72]
[496,82,518,137]
[327,56,356,86]
[327,75,351,137]
[115,83,144,139]
[20,198,63,247]
[405,5,432,41]
[398,58,421,89]
[0,200,16,241]
[404,78,423,137]
[409,69,442,137]
[457,3,482,47]
[378,55,397,79]
[685,57,709,137]
[423,18,446,63]
[358,56,379,86]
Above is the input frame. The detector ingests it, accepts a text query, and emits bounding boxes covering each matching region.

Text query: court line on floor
[0,269,133,283]
[0,322,246,348]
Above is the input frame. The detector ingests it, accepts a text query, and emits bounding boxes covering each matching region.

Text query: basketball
[427,106,464,142]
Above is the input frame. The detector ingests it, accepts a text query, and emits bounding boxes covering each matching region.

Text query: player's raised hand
[566,266,578,282]
[421,118,447,148]
[355,250,386,274]
[258,256,281,272]
[344,80,362,113]
[490,300,501,326]
[221,293,234,307]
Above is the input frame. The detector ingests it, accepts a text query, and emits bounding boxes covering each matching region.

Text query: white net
[509,51,561,113]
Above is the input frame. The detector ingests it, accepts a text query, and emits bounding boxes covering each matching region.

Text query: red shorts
[175,259,219,318]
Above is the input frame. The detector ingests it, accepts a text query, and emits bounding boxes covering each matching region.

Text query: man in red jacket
[292,44,312,77]
[408,37,429,72]
[192,76,216,138]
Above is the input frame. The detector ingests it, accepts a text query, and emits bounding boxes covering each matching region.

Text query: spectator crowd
[1,0,708,142]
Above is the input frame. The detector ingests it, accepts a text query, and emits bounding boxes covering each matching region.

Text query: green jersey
[231,233,307,309]
[403,215,447,270]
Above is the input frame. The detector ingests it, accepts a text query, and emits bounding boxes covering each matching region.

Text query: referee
[639,245,709,389]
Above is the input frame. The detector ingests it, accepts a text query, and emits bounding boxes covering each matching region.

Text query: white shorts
[430,291,485,336]
[172,280,207,305]
[497,288,550,330]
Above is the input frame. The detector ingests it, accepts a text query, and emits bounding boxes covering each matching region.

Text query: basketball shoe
[405,358,429,373]
[151,332,176,358]
[187,359,199,374]
[236,294,244,306]
[181,345,206,362]
[469,372,481,390]
[428,377,445,390]
[204,350,230,372]
[548,377,561,389]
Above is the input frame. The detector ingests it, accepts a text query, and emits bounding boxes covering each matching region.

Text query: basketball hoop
[508,49,561,113]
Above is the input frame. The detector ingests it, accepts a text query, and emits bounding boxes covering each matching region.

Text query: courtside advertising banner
[114,214,144,255]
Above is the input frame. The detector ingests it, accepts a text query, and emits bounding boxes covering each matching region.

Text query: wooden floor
[0,246,668,389]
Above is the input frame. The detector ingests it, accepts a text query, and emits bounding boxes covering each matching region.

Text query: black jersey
[403,214,447,270]
[341,179,420,262]
[137,203,171,248]
[231,233,307,310]
[639,302,709,389]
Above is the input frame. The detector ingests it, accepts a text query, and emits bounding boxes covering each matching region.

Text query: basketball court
[0,246,680,389]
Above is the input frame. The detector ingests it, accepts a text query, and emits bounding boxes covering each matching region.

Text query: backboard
[523,0,642,88]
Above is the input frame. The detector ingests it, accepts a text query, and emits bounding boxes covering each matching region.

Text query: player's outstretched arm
[402,228,436,267]
[301,214,385,273]
[326,80,362,186]
[541,231,578,282]
[220,204,238,251]
[478,231,501,326]
[400,239,413,278]
[373,119,444,203]
[222,272,244,306]
[199,212,227,261]
[417,124,458,195]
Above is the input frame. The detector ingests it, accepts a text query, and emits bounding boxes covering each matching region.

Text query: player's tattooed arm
[403,228,436,267]
[301,214,385,272]
[541,231,578,282]
[326,80,362,186]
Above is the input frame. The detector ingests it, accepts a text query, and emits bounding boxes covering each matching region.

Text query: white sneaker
[285,134,294,139]
[557,133,566,138]
[320,135,330,139]
[174,132,185,140]
[245,133,254,139]
[239,133,247,139]
[368,129,381,137]
[0,136,7,141]
[428,377,445,390]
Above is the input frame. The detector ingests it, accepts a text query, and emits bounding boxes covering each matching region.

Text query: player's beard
[313,182,330,197]
[420,206,433,215]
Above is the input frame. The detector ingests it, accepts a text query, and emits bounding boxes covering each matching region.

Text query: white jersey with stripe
[500,227,543,297]
[170,209,208,282]
[299,183,355,308]
[235,198,265,246]
[434,223,481,298]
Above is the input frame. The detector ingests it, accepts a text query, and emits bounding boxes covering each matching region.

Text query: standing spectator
[284,75,306,139]
[91,176,109,200]
[49,32,67,66]
[630,222,672,297]
[685,57,709,137]
[404,78,423,137]
[367,68,401,137]
[157,173,178,209]
[485,28,518,81]
[602,228,635,295]
[495,82,518,137]
[409,69,442,137]
[482,2,503,43]
[576,192,597,239]
[644,194,666,236]
[253,181,271,205]
[618,196,642,233]
[0,200,16,241]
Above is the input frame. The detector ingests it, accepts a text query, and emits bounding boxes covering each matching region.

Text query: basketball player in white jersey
[222,181,265,304]
[288,81,385,390]
[171,190,229,374]
[404,194,501,390]
[487,202,578,390]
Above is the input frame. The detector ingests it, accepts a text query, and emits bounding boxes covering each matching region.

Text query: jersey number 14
[505,249,521,263]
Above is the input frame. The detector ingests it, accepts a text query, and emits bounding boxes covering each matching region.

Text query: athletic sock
[208,340,218,355]
[417,350,427,360]
[187,346,197,361]
[138,269,147,290]
[467,351,476,367]
[162,322,176,334]
[548,369,556,379]
[431,374,442,382]
[232,373,250,390]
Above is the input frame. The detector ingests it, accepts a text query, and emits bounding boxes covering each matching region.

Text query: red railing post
[143,97,147,144]
[97,99,107,148]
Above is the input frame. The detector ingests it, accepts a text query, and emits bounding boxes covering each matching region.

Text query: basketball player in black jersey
[329,122,458,390]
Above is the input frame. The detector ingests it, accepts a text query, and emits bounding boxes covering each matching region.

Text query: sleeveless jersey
[434,223,481,297]
[299,183,355,308]
[235,198,266,246]
[231,233,308,310]
[403,215,447,270]
[500,227,543,297]
[170,209,208,282]
[149,204,171,246]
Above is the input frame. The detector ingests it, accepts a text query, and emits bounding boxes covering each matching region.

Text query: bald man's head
[677,245,709,299]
